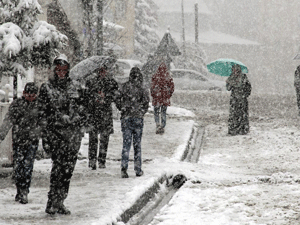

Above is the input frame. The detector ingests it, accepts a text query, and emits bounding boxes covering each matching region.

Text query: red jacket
[151,62,174,106]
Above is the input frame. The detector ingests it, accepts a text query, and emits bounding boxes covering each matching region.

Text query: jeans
[154,105,167,128]
[121,118,144,173]
[13,140,39,192]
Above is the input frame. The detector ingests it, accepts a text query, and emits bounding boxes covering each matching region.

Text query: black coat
[85,76,119,134]
[39,77,84,142]
[0,97,43,145]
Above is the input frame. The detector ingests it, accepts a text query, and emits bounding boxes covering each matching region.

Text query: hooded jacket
[150,62,174,106]
[0,97,42,145]
[116,67,150,119]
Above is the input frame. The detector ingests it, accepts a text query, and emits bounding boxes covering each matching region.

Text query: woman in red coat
[150,62,175,134]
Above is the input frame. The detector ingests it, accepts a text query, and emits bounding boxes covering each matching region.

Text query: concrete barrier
[0,103,12,166]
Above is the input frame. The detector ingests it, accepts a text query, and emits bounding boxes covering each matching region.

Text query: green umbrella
[207,58,248,77]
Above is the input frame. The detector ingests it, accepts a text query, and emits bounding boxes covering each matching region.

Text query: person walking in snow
[84,64,119,170]
[0,82,42,204]
[39,54,85,215]
[150,59,174,134]
[226,64,252,135]
[294,65,300,115]
[115,66,150,178]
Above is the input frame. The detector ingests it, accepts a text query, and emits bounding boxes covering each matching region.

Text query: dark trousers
[88,129,110,164]
[47,134,82,204]
[13,140,39,192]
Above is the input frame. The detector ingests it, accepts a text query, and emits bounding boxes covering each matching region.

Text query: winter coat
[226,73,251,99]
[295,66,300,88]
[39,75,84,142]
[150,62,174,106]
[116,67,150,119]
[226,72,251,135]
[84,75,119,134]
[0,97,43,145]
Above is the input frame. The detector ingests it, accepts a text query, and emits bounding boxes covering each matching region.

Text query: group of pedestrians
[0,53,175,215]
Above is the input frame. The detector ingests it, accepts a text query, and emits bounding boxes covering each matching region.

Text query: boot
[57,202,71,215]
[15,187,21,202]
[156,125,161,134]
[45,199,58,215]
[19,189,28,204]
[88,159,96,170]
[159,127,165,134]
[136,170,144,177]
[121,168,129,178]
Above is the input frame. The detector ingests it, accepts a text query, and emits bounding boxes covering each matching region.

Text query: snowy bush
[0,0,67,77]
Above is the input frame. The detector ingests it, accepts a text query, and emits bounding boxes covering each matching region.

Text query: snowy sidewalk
[0,107,195,225]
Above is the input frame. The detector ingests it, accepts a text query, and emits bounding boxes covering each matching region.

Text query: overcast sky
[152,0,212,14]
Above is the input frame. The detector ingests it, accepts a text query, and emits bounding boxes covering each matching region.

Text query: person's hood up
[129,66,143,86]
[153,62,170,80]
[53,54,69,66]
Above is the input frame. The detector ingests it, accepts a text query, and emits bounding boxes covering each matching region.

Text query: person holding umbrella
[39,54,85,215]
[226,64,252,135]
[84,63,119,170]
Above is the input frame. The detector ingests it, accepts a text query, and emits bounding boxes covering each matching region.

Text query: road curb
[115,123,201,224]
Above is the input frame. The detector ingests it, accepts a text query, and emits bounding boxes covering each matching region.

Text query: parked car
[170,69,226,91]
[113,59,143,84]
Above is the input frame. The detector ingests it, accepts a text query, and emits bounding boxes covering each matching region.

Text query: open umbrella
[69,55,116,81]
[207,58,248,77]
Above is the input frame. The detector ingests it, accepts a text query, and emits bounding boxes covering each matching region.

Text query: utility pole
[195,3,198,43]
[96,0,104,55]
[181,0,186,68]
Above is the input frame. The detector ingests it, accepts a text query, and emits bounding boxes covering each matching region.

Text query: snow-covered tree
[134,0,160,60]
[0,0,67,79]
[172,42,208,76]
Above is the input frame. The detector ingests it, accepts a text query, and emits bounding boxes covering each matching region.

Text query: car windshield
[116,62,131,70]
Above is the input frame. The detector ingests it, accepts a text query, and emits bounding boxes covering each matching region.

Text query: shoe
[136,170,144,177]
[15,193,21,202]
[98,162,106,169]
[19,189,28,204]
[89,159,96,170]
[15,188,21,202]
[57,203,71,215]
[121,169,129,178]
[156,125,161,134]
[159,127,164,134]
[45,199,59,215]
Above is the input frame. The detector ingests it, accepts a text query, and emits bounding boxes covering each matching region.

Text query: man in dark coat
[85,65,119,170]
[115,66,150,178]
[39,54,85,215]
[294,65,300,115]
[0,82,41,204]
[226,64,252,135]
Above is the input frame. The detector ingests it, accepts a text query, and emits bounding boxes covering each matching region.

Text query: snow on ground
[2,102,300,224]
[147,118,300,225]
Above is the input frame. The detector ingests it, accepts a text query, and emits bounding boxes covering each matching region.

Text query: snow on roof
[152,0,212,14]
